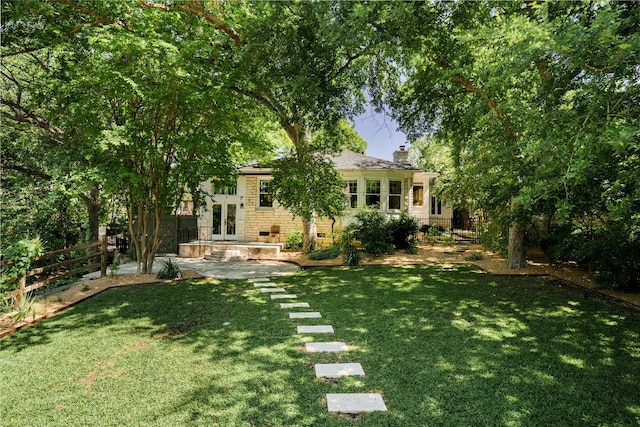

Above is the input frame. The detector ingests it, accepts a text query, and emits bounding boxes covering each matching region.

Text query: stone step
[270,294,297,299]
[297,325,334,334]
[305,342,348,353]
[289,312,322,319]
[204,249,247,262]
[248,278,271,283]
[280,303,310,309]
[253,282,278,287]
[326,393,387,413]
[315,363,365,378]
[260,287,286,293]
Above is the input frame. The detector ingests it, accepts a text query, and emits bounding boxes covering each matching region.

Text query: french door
[211,202,237,240]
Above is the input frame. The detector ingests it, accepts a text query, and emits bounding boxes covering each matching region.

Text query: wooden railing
[1,237,107,299]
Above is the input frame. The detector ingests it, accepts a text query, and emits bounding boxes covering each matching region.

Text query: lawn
[1,265,639,426]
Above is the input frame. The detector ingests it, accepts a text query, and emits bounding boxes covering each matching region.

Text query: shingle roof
[329,150,419,171]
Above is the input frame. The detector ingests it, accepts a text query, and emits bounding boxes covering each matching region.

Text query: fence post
[100,235,108,278]
[14,274,27,308]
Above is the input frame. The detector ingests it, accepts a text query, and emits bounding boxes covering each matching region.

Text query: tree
[142,0,376,251]
[373,1,639,273]
[310,119,368,154]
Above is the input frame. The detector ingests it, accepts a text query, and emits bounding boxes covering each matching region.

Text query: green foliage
[284,231,304,250]
[310,119,368,154]
[307,245,340,261]
[271,153,348,223]
[0,238,44,292]
[108,252,121,278]
[479,222,509,255]
[156,259,182,280]
[1,293,39,324]
[388,211,419,250]
[339,229,362,266]
[465,252,485,261]
[543,222,640,292]
[346,207,394,256]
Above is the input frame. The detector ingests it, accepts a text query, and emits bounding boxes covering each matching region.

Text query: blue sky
[352,106,408,161]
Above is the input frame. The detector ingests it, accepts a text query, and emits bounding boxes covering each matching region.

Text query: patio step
[204,249,247,262]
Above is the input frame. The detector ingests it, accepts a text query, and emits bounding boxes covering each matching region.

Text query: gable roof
[241,150,420,174]
[329,150,420,172]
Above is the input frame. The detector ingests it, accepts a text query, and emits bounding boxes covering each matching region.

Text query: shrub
[347,207,393,256]
[339,229,362,266]
[308,245,340,260]
[0,238,44,293]
[285,230,304,250]
[544,222,640,292]
[156,258,182,280]
[388,211,419,250]
[465,252,485,261]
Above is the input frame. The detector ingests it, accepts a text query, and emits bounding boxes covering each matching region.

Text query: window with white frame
[388,180,402,210]
[259,180,273,208]
[365,179,381,207]
[430,196,442,215]
[347,180,358,209]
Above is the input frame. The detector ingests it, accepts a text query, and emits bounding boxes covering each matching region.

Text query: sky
[352,106,408,161]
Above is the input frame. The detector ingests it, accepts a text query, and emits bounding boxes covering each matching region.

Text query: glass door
[211,203,237,240]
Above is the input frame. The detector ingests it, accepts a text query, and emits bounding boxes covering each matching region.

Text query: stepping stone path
[326,393,387,413]
[251,277,387,415]
[315,363,365,378]
[305,342,348,353]
[280,302,310,309]
[297,325,334,334]
[289,312,322,319]
[270,294,297,299]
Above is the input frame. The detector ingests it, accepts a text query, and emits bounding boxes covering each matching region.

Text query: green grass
[1,265,639,426]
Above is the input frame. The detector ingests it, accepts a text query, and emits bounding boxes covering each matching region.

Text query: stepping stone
[281,303,310,309]
[305,342,348,353]
[289,312,322,319]
[260,287,286,293]
[326,393,387,413]
[248,278,270,282]
[315,363,365,378]
[297,325,334,334]
[270,294,297,299]
[253,282,278,287]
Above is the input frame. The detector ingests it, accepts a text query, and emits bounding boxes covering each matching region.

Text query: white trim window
[430,196,442,215]
[347,180,358,209]
[388,180,402,210]
[365,179,381,207]
[259,180,273,208]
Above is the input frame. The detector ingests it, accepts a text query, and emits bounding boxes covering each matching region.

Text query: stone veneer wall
[243,177,339,245]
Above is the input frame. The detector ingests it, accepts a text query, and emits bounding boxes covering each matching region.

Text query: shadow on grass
[279,265,640,426]
[1,267,639,426]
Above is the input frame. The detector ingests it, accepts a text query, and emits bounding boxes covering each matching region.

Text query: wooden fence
[1,237,107,300]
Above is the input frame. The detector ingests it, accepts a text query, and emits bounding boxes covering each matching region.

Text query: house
[192,146,453,247]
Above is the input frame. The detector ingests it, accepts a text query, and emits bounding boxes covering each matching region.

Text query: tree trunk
[507,220,526,269]
[302,214,318,253]
[81,187,101,265]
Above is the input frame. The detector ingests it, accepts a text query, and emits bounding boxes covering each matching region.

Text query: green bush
[339,229,362,266]
[347,207,393,256]
[464,252,485,261]
[0,238,44,292]
[388,211,419,250]
[308,245,340,260]
[285,230,304,250]
[156,258,182,280]
[543,222,640,292]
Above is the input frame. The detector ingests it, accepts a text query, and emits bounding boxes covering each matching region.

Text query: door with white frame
[210,184,239,241]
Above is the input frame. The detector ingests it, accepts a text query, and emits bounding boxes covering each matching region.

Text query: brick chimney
[393,145,410,164]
